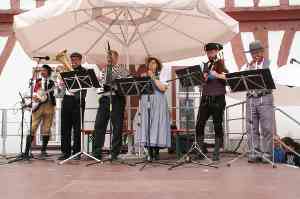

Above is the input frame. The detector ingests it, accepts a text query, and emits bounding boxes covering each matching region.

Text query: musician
[136,57,171,160]
[93,50,130,161]
[58,52,87,160]
[24,64,56,159]
[242,40,275,163]
[195,43,228,161]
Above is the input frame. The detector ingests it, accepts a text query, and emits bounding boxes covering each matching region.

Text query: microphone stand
[18,92,26,155]
[6,59,41,164]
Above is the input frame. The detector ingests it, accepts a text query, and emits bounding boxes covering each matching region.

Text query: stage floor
[0,154,300,199]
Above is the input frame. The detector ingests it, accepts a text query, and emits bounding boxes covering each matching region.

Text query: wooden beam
[253,0,260,7]
[10,0,20,10]
[0,14,14,23]
[36,0,45,8]
[280,0,290,7]
[253,28,269,60]
[231,34,247,70]
[0,34,16,76]
[225,0,235,8]
[0,24,12,36]
[239,21,300,32]
[225,8,300,22]
[277,30,296,67]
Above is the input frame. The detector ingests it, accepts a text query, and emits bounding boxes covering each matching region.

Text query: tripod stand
[168,65,218,170]
[59,69,102,165]
[225,69,277,168]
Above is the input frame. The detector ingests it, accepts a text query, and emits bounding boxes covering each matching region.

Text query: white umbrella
[272,64,300,87]
[13,0,239,65]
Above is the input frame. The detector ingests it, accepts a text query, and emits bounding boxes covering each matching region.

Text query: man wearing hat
[24,64,56,159]
[243,40,275,163]
[58,52,87,160]
[195,42,228,161]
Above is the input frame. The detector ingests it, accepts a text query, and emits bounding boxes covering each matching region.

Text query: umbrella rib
[126,8,150,56]
[133,8,205,45]
[32,13,115,54]
[118,9,128,44]
[85,9,124,54]
[85,8,127,46]
[159,9,212,20]
[129,12,171,44]
[92,18,127,47]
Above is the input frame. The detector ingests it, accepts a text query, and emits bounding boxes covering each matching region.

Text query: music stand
[168,65,218,170]
[225,68,277,168]
[59,69,102,165]
[118,77,174,170]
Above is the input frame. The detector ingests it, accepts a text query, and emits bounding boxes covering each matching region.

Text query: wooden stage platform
[0,154,300,199]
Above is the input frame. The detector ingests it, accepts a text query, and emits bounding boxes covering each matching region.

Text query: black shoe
[23,153,33,161]
[154,147,160,161]
[38,151,49,159]
[212,154,220,161]
[73,154,81,161]
[57,154,70,160]
[110,155,118,161]
[93,153,102,160]
[148,147,154,161]
[248,157,262,163]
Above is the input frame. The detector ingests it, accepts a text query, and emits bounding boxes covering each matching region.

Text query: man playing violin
[24,64,56,159]
[195,43,228,161]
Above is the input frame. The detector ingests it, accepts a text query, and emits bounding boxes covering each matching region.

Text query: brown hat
[244,40,265,53]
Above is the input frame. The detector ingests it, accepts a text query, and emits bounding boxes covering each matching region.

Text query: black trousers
[61,95,85,156]
[195,95,226,146]
[94,95,126,157]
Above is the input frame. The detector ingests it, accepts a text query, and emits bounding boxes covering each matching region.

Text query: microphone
[290,58,300,64]
[107,41,111,52]
[32,56,50,61]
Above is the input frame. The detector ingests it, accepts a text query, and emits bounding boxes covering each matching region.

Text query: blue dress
[135,80,171,148]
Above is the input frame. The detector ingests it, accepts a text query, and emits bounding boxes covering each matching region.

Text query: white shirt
[240,58,264,71]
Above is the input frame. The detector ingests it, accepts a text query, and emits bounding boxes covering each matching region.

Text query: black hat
[41,64,53,75]
[204,43,223,51]
[70,52,83,59]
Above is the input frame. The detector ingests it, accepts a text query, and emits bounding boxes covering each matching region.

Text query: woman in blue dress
[136,57,171,160]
